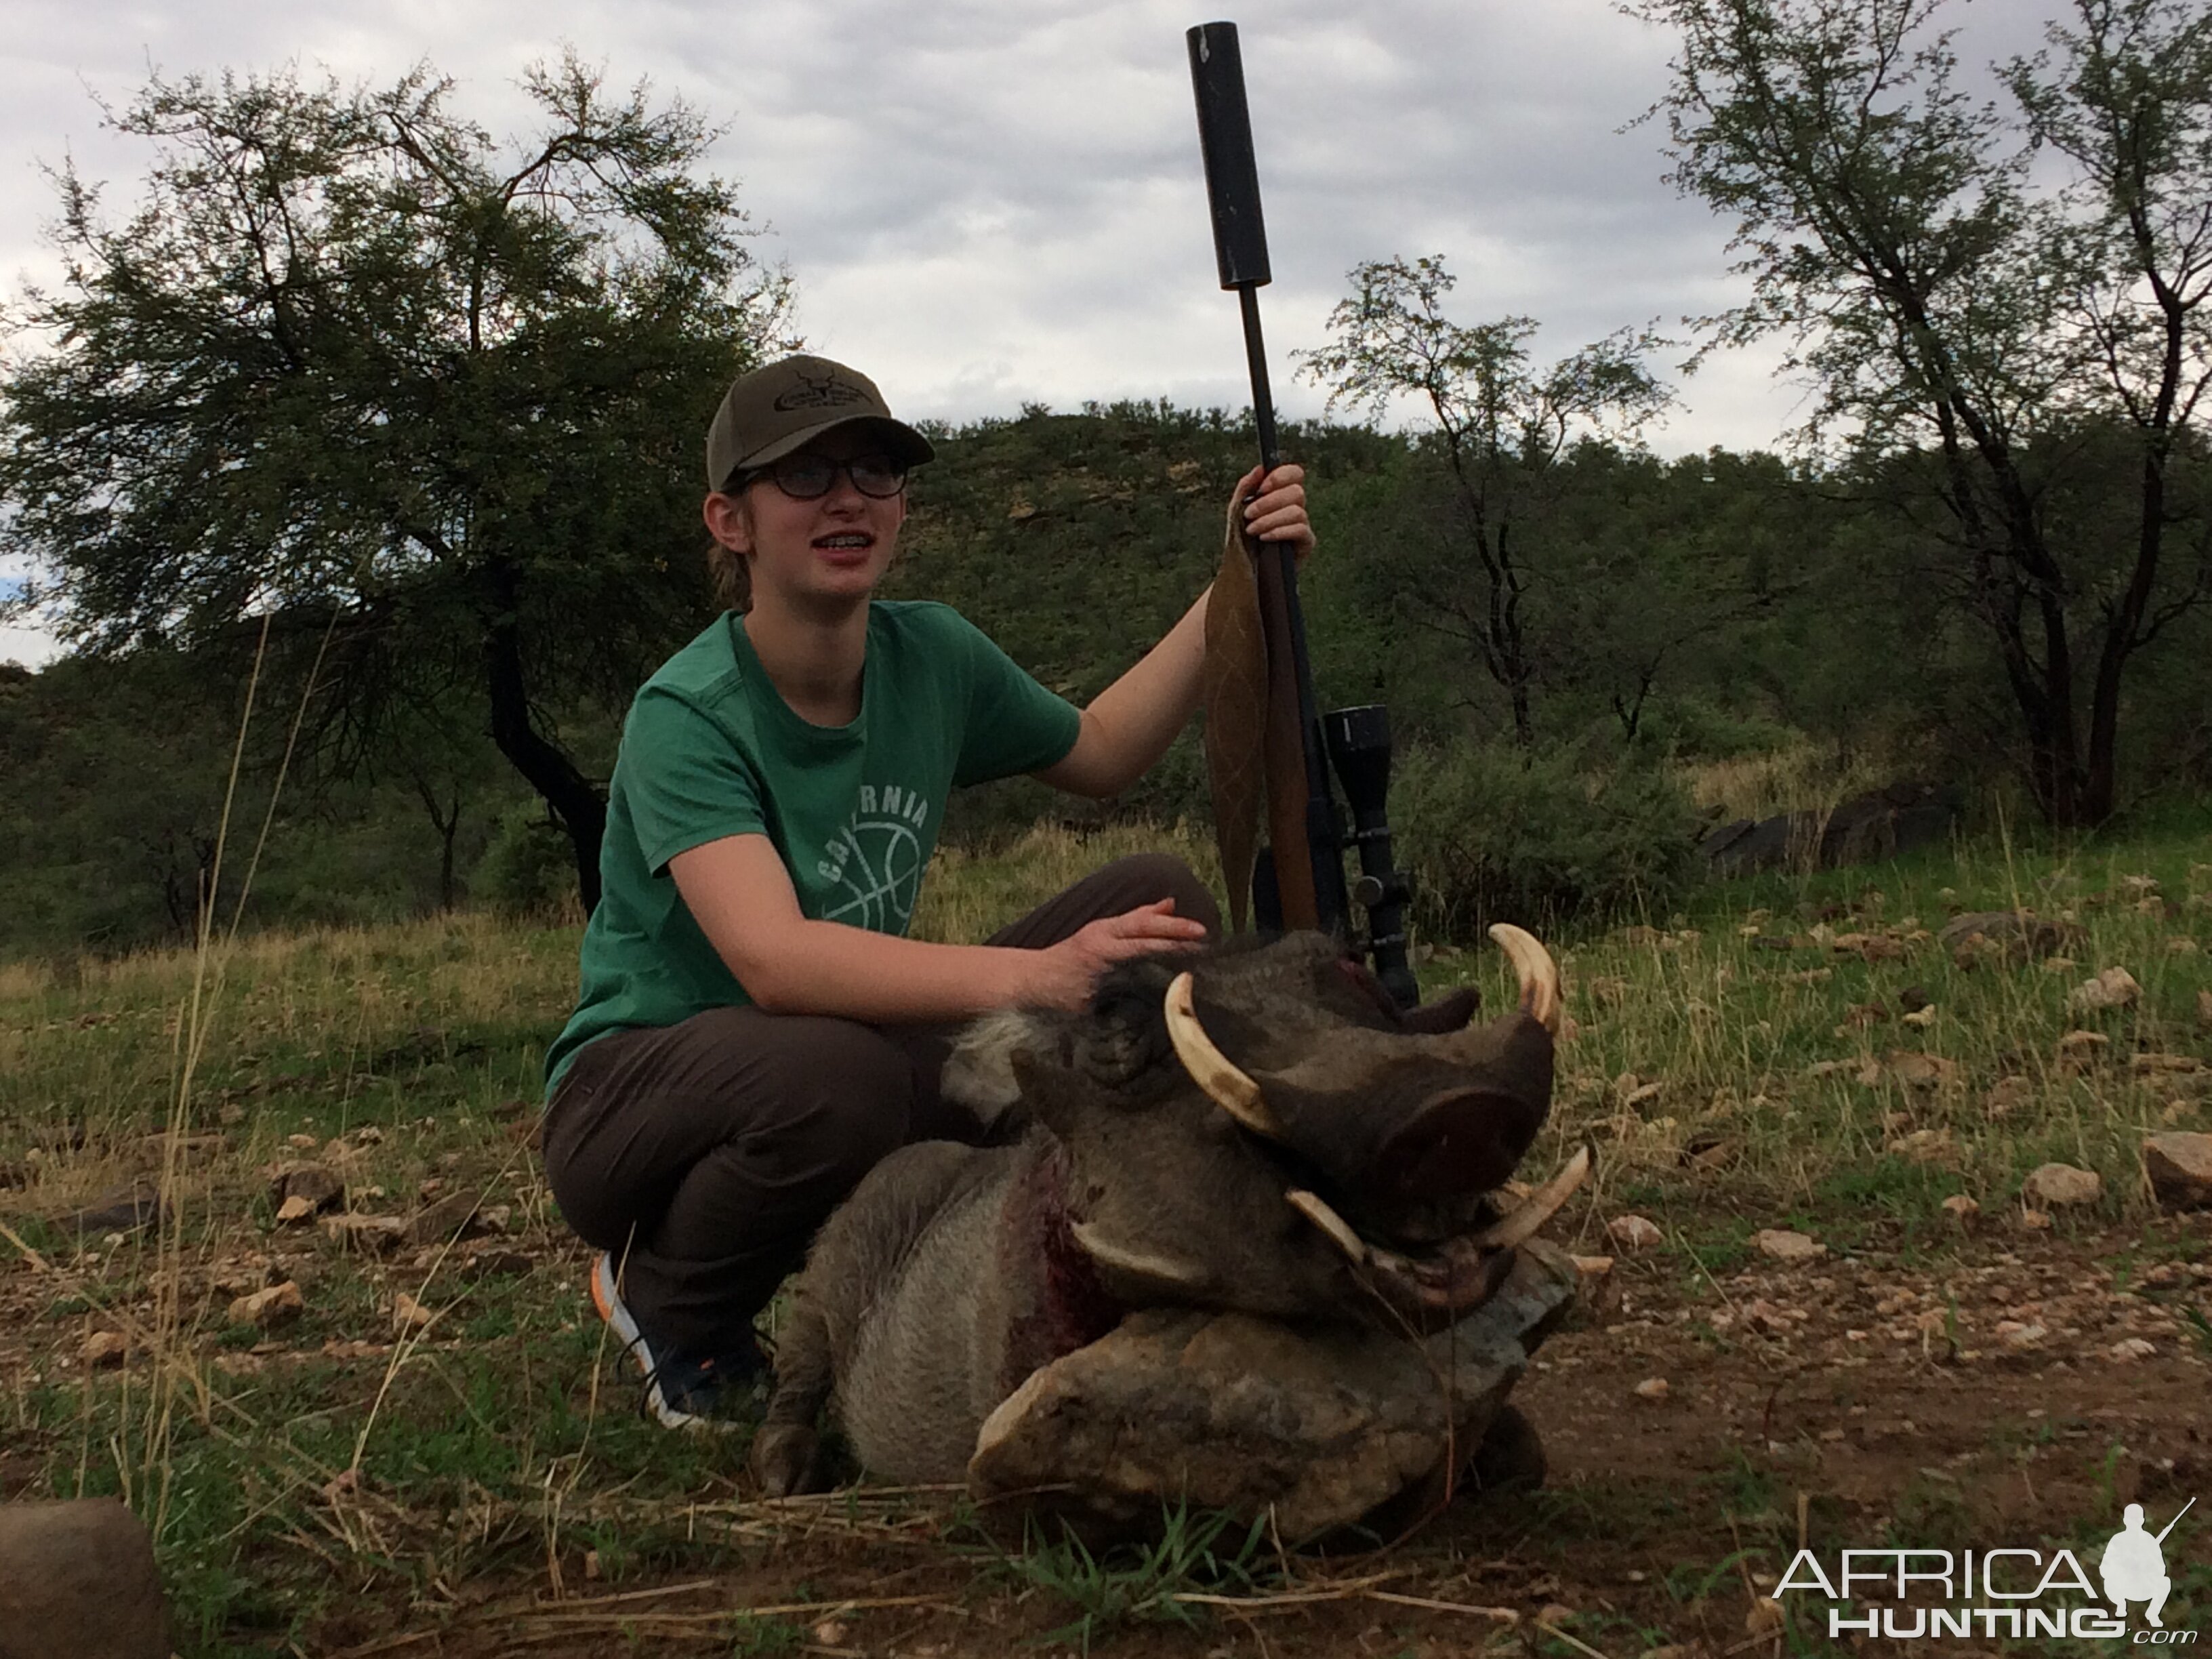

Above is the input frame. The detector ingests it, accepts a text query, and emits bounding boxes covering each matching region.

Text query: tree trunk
[409,775,464,911]
[481,558,607,913]
[2028,586,2087,830]
[2084,411,2178,830]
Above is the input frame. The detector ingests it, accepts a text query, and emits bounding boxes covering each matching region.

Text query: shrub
[1391,740,1702,943]
[471,804,577,917]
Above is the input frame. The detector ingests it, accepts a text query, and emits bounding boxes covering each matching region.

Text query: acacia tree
[1299,256,1672,747]
[1635,0,2212,824]
[0,58,791,905]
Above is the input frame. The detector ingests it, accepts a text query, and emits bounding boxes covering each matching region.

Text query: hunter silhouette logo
[2105,1500,2192,1630]
[773,369,869,412]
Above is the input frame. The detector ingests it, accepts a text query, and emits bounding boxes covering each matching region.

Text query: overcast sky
[1,0,2055,667]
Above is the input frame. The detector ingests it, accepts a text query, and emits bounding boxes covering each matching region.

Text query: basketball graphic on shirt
[817,781,933,933]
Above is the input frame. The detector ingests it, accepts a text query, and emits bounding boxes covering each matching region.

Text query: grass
[1418,809,2212,1251]
[1,813,2208,1652]
[984,1504,1277,1654]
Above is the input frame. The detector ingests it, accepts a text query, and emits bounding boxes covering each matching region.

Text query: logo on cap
[773,369,870,413]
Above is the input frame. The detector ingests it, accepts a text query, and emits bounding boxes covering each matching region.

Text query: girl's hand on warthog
[1029,898,1209,1009]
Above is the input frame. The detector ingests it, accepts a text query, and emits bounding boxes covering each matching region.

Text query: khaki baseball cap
[705,354,935,491]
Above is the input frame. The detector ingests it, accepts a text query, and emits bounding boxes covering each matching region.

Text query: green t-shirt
[544,601,1082,1092]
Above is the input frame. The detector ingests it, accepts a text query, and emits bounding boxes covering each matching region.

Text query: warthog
[750,926,1574,1502]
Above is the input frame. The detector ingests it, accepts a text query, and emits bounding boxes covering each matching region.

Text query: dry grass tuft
[1676,741,1908,823]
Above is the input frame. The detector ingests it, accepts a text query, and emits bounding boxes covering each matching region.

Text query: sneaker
[589,1252,771,1431]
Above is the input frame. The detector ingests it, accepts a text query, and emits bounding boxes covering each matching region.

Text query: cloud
[0,623,61,668]
[0,0,2068,462]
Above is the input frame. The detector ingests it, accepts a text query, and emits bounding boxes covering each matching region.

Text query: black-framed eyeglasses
[730,452,909,501]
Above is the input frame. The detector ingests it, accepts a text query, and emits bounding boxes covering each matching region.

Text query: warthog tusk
[1471,1144,1593,1251]
[1286,1189,1369,1265]
[1069,1221,1212,1290]
[1487,923,1563,1036]
[1164,971,1283,1139]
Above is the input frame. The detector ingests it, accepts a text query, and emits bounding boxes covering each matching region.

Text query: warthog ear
[1394,985,1480,1036]
[941,1008,1040,1126]
[1369,1086,1544,1202]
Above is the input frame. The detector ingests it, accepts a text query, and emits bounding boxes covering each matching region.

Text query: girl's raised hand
[1233,463,1313,566]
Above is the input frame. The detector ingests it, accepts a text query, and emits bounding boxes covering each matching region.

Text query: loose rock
[405,1191,487,1248]
[1940,909,2084,964]
[2142,1132,2212,1210]
[52,1181,165,1238]
[1753,1228,1824,1263]
[228,1280,304,1329]
[1607,1214,1665,1251]
[2022,1163,2103,1208]
[1984,1076,2034,1118]
[274,1194,318,1225]
[319,1213,406,1253]
[1887,1050,1959,1090]
[2057,1029,2110,1062]
[392,1292,438,1334]
[2131,1053,2203,1076]
[1633,1377,1671,1401]
[2069,966,2142,1012]
[266,1162,346,1214]
[0,1498,168,1658]
[79,1329,128,1369]
[1889,1128,1958,1166]
[1940,1194,1980,1221]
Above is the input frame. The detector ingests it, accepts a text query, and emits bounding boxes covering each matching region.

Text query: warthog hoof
[750,1422,824,1496]
[1467,1402,1546,1493]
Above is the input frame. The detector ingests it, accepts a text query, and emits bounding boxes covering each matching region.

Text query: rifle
[2154,1496,2195,1547]
[1187,20,1417,1008]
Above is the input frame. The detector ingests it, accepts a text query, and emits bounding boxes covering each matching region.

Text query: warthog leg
[751,1300,833,1496]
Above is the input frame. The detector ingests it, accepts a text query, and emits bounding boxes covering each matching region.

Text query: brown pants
[543,854,1220,1356]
